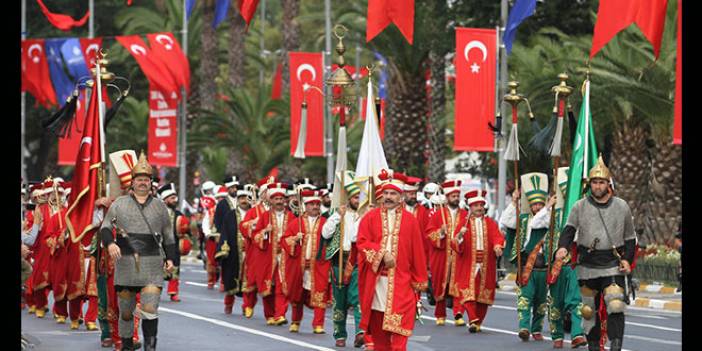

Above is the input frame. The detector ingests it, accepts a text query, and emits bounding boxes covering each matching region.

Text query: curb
[638,283,678,294]
[499,275,682,312]
[632,298,682,311]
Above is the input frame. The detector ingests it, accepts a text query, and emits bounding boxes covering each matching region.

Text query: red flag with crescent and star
[116,35,180,99]
[22,39,57,108]
[79,37,103,70]
[454,27,497,152]
[147,32,191,95]
[289,52,324,157]
[64,75,102,244]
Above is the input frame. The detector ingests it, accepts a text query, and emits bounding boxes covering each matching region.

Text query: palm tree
[189,84,290,181]
[280,0,301,92]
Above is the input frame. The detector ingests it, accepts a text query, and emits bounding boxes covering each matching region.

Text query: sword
[111,218,140,273]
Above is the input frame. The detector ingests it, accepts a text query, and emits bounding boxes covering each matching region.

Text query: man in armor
[100,152,177,351]
[555,156,637,351]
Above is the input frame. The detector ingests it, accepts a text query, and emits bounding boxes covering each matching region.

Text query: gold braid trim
[411,281,429,292]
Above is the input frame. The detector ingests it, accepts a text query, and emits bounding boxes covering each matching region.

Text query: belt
[304,260,312,269]
[117,233,161,257]
[379,268,389,277]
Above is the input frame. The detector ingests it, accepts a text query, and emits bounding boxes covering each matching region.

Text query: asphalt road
[21,261,682,351]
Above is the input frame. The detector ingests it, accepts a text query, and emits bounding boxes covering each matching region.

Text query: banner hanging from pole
[454,27,497,152]
[148,87,179,167]
[289,52,324,157]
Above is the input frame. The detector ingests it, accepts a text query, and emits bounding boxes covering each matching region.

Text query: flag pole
[179,0,188,209]
[503,81,526,286]
[324,0,334,185]
[21,0,27,184]
[338,169,345,288]
[497,0,509,221]
[95,51,107,197]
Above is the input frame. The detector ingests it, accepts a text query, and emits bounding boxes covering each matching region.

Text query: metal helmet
[422,182,439,195]
[201,181,216,196]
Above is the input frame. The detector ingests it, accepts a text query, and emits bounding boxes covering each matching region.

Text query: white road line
[420,315,640,351]
[160,307,336,351]
[625,334,682,345]
[628,313,667,320]
[493,304,679,332]
[625,321,681,332]
[184,281,209,287]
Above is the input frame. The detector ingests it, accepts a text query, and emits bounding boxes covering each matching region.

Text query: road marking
[182,269,207,274]
[419,315,642,351]
[492,305,517,311]
[625,334,682,345]
[628,313,667,320]
[33,330,98,335]
[160,307,336,351]
[184,281,209,287]
[625,321,681,332]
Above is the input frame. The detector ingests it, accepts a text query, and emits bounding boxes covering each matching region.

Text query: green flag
[561,79,598,229]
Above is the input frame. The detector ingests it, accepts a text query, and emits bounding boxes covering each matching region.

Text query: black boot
[143,336,157,351]
[121,337,134,351]
[609,338,622,351]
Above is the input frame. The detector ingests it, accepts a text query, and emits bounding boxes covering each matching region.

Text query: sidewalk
[499,273,682,312]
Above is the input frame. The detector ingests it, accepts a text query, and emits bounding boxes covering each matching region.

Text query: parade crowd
[21,149,637,351]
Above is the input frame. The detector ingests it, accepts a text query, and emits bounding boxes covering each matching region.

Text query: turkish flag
[65,81,102,244]
[673,0,681,145]
[116,35,180,99]
[590,0,668,59]
[148,87,179,167]
[79,37,103,70]
[237,0,260,28]
[367,0,415,44]
[58,90,87,165]
[454,28,496,152]
[147,32,191,95]
[22,39,57,108]
[36,0,89,32]
[289,52,324,157]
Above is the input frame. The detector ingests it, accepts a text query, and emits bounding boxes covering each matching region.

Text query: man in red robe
[280,189,330,334]
[425,180,468,326]
[248,182,294,325]
[29,179,57,319]
[357,170,428,351]
[45,181,71,324]
[451,190,504,333]
[239,176,276,318]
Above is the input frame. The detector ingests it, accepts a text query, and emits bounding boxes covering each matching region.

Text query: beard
[448,199,459,208]
[592,187,608,199]
[166,201,177,209]
[349,202,358,211]
[405,198,417,206]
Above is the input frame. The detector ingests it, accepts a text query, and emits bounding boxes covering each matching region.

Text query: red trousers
[290,289,325,327]
[463,301,489,325]
[53,298,82,320]
[273,267,288,318]
[167,278,179,296]
[243,291,257,310]
[369,310,408,351]
[32,287,49,310]
[205,239,218,283]
[84,296,98,323]
[224,294,235,307]
[434,297,465,318]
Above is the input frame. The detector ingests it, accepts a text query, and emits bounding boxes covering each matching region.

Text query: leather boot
[120,338,134,351]
[609,339,622,351]
[143,336,157,351]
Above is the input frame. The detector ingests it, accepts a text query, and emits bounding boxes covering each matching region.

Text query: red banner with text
[148,88,178,167]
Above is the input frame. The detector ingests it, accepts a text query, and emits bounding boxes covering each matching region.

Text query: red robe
[248,207,293,297]
[239,203,265,293]
[31,203,55,291]
[450,214,504,305]
[357,207,428,337]
[406,204,430,267]
[425,206,468,300]
[47,206,69,301]
[280,215,330,308]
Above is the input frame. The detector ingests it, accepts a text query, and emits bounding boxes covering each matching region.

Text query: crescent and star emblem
[296,64,316,83]
[78,137,93,162]
[86,44,100,65]
[464,40,488,74]
[130,44,147,56]
[155,34,174,50]
[28,44,42,64]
